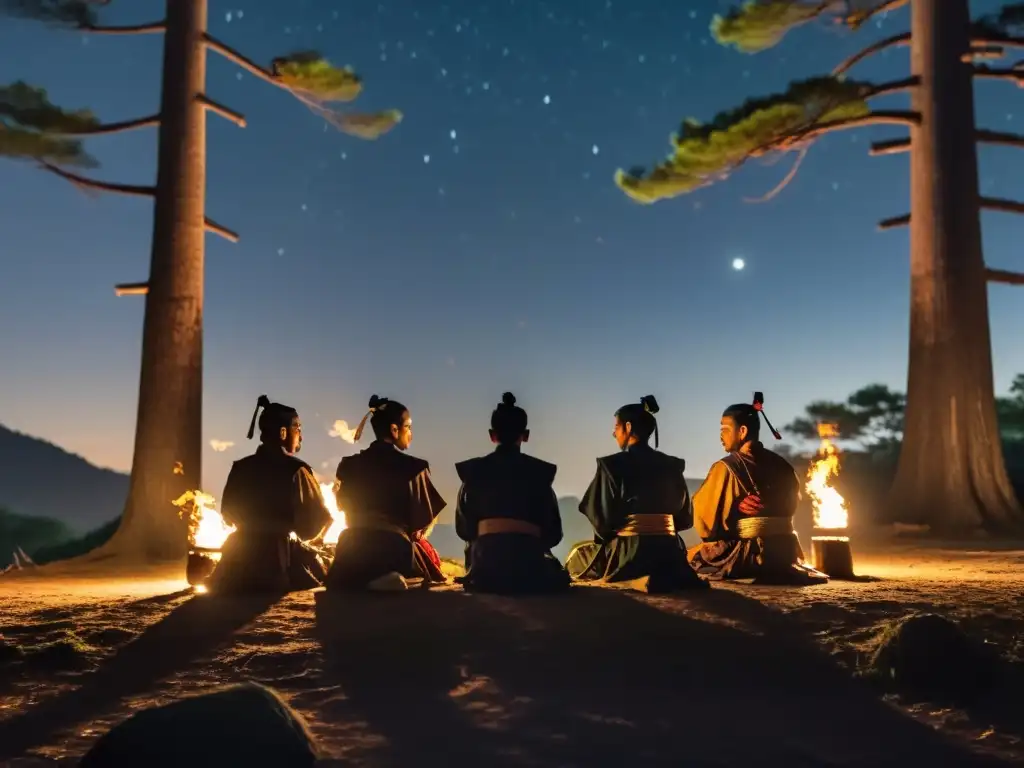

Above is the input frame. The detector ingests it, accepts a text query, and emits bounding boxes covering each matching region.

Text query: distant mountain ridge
[0,425,129,534]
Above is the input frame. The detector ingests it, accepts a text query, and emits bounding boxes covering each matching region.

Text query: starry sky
[2,0,1023,520]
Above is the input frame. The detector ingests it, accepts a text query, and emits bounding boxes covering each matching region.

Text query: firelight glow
[175,483,347,549]
[806,422,849,530]
[320,481,347,544]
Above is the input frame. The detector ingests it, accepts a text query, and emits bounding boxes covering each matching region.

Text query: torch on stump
[805,422,860,581]
[186,547,221,586]
[811,533,856,580]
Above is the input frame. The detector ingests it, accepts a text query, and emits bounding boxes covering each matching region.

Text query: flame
[173,490,236,550]
[172,480,347,551]
[806,422,849,530]
[320,481,347,545]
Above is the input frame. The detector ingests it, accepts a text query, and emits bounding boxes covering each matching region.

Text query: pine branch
[987,268,1024,286]
[976,129,1024,148]
[79,21,165,34]
[114,282,149,297]
[204,217,239,243]
[39,161,155,197]
[742,144,809,203]
[869,137,910,156]
[615,75,916,205]
[864,76,919,99]
[878,213,910,231]
[711,1,832,53]
[0,0,103,28]
[982,197,1024,215]
[204,34,283,90]
[770,110,920,152]
[203,38,402,141]
[971,34,1024,51]
[844,0,910,30]
[196,95,245,127]
[50,114,160,136]
[973,65,1024,86]
[0,124,94,166]
[833,32,911,76]
[964,45,1005,61]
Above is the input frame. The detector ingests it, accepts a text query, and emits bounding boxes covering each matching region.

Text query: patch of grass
[0,635,24,664]
[861,613,1002,704]
[20,629,96,671]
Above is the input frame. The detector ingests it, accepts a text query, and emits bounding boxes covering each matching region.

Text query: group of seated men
[205,389,827,596]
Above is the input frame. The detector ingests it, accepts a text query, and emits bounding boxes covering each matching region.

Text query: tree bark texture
[887,0,1022,534]
[108,0,208,560]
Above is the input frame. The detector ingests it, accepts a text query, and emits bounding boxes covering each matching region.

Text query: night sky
[2,0,1023,517]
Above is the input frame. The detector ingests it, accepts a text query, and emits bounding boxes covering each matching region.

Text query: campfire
[319,481,347,545]
[175,481,347,589]
[806,423,856,579]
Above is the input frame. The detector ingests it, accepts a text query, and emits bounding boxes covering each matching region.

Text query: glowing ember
[806,423,849,530]
[320,481,347,545]
[173,490,236,550]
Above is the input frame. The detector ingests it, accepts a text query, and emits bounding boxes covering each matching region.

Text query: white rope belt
[737,516,795,540]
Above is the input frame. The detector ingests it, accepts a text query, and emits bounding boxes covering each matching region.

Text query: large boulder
[80,682,319,768]
[867,613,1000,702]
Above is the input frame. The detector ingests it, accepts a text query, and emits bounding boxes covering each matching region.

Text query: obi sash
[617,514,676,537]
[477,518,542,537]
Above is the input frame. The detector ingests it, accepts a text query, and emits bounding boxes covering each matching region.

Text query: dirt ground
[0,543,1022,767]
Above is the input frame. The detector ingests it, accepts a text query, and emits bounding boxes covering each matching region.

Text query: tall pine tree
[617,1,1024,535]
[2,0,401,560]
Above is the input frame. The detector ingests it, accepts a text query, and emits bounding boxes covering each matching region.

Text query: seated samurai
[455,392,570,594]
[566,396,708,593]
[688,393,827,585]
[209,395,333,594]
[324,395,448,592]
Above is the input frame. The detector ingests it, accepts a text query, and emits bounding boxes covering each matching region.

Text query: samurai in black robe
[208,395,333,594]
[454,392,570,594]
[688,393,828,585]
[324,395,448,592]
[566,396,708,593]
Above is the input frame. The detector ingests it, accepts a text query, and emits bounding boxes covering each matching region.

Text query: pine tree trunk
[885,0,1022,535]
[104,0,208,561]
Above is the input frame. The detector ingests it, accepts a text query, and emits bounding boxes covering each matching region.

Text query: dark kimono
[688,442,827,584]
[454,444,570,594]
[324,440,448,590]
[566,443,707,593]
[209,445,333,594]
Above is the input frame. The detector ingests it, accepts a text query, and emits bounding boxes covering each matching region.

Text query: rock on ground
[79,681,319,768]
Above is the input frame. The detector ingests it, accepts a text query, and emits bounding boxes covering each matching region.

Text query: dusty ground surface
[0,544,1022,767]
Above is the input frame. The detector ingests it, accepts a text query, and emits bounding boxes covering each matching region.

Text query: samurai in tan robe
[324,395,448,592]
[688,393,827,585]
[209,396,333,594]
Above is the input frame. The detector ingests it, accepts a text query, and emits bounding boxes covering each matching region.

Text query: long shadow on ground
[0,591,279,760]
[315,585,1007,768]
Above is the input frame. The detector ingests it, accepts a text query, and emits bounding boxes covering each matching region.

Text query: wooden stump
[811,535,855,580]
[186,549,220,586]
